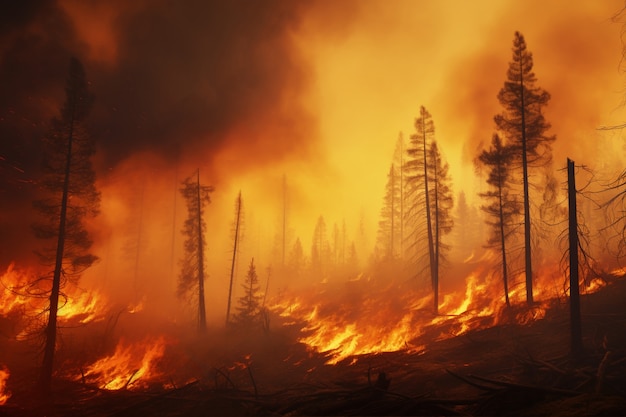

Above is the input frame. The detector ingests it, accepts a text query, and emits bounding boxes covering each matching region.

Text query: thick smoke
[0,0,329,268]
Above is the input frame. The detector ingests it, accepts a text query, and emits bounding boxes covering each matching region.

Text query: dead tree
[226,191,243,326]
[568,158,583,356]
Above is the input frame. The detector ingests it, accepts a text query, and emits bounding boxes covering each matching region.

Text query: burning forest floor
[2,274,626,416]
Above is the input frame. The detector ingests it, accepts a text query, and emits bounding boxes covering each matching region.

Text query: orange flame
[0,366,11,405]
[79,336,168,390]
[272,253,619,364]
[1,263,107,325]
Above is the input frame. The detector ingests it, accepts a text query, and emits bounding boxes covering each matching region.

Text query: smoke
[435,1,624,173]
[2,0,625,324]
[0,0,341,268]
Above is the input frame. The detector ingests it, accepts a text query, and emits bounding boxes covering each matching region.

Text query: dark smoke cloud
[0,0,334,268]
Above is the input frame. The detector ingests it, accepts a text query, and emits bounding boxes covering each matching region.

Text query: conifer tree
[405,106,437,312]
[233,258,262,328]
[427,141,454,313]
[494,31,555,304]
[311,216,330,277]
[33,58,100,394]
[179,171,213,334]
[477,134,521,306]
[376,164,402,259]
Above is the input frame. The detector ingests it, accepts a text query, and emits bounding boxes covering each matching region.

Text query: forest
[2,1,626,416]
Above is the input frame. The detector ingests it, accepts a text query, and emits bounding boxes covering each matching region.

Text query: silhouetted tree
[311,215,330,278]
[405,106,437,313]
[179,171,213,334]
[376,164,402,259]
[452,191,483,262]
[287,237,306,279]
[494,31,555,304]
[233,258,262,328]
[477,134,521,306]
[32,58,99,395]
[427,141,454,313]
[226,191,244,326]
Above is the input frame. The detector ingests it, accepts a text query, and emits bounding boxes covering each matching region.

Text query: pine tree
[405,106,437,312]
[427,141,454,313]
[494,31,555,304]
[33,58,100,394]
[179,171,213,334]
[311,216,330,278]
[477,134,521,306]
[452,191,482,261]
[376,164,402,259]
[233,258,262,328]
[287,237,306,279]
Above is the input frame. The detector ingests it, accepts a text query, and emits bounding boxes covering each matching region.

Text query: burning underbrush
[1,258,625,415]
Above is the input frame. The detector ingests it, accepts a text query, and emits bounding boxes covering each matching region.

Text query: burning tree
[233,258,263,329]
[32,58,100,395]
[179,171,213,334]
[477,133,521,307]
[494,31,555,304]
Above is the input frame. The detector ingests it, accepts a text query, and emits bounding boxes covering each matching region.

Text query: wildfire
[272,253,620,364]
[0,366,10,405]
[79,336,168,390]
[1,263,107,326]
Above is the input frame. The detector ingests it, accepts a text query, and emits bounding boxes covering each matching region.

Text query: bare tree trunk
[226,191,242,326]
[196,170,207,334]
[568,158,583,356]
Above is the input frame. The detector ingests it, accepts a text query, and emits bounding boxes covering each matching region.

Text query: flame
[272,252,621,364]
[0,263,37,316]
[1,263,107,325]
[271,285,429,365]
[79,336,168,390]
[0,366,10,405]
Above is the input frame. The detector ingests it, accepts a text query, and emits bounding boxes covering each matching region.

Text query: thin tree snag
[568,158,583,357]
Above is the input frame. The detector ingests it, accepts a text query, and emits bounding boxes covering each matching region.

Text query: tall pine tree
[405,106,437,313]
[494,32,555,304]
[427,141,454,313]
[179,171,213,334]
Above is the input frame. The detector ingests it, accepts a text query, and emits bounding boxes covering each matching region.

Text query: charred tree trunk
[226,191,242,326]
[568,158,583,356]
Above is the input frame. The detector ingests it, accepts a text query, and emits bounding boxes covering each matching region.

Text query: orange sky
[295,0,625,226]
